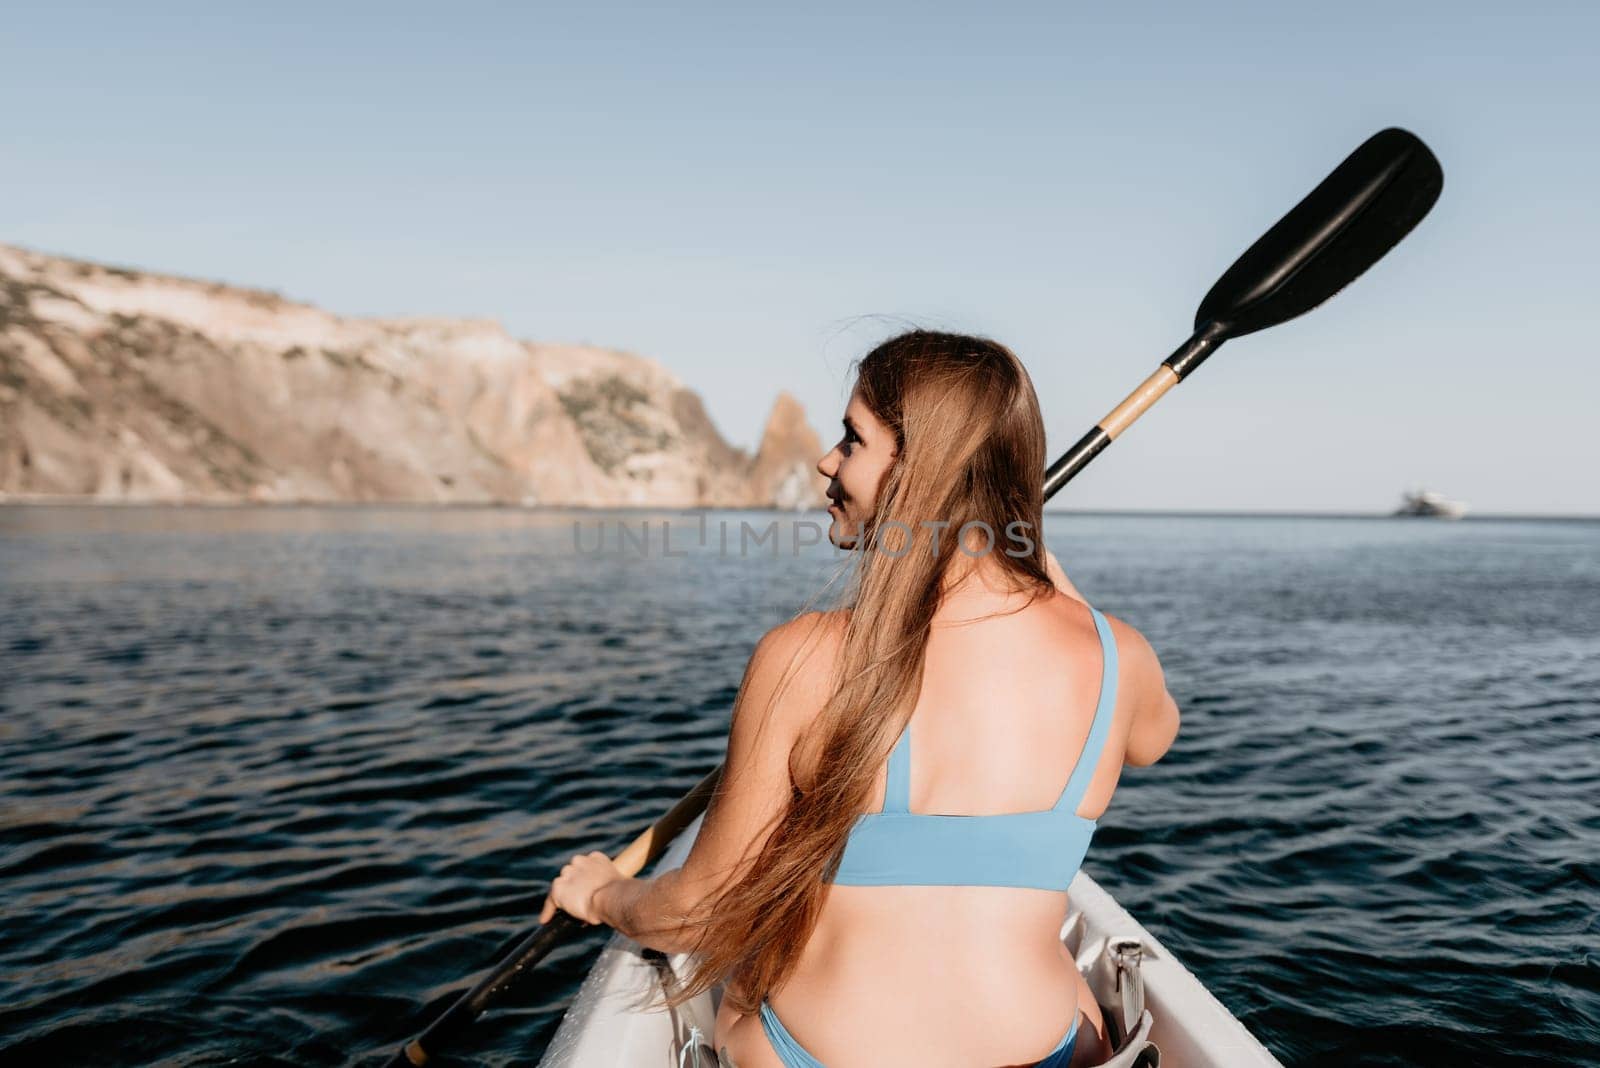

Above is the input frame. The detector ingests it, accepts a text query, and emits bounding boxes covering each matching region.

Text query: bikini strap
[883,720,912,813]
[1053,604,1119,814]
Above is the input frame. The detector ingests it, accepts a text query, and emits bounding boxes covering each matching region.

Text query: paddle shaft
[1043,320,1229,500]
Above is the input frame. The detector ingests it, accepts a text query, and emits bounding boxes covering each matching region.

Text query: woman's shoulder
[1042,597,1169,713]
[754,609,848,673]
[1044,595,1150,665]
[739,610,847,737]
[1035,593,1143,659]
[1093,608,1165,677]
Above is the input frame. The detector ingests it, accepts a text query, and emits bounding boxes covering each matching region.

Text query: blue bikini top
[828,604,1119,891]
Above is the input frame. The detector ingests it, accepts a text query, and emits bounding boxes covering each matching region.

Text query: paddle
[379,126,1442,1067]
[1043,126,1442,498]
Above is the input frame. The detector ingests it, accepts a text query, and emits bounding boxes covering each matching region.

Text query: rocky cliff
[0,243,828,508]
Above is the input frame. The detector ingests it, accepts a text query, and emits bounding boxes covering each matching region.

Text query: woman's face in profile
[815,389,897,550]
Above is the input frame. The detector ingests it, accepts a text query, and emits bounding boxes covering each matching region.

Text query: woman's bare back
[716,581,1177,1067]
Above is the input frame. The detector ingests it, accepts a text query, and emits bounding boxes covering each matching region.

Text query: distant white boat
[1393,488,1468,519]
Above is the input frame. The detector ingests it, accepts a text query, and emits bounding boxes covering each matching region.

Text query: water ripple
[2,507,1597,1066]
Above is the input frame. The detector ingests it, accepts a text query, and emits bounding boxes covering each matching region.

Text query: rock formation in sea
[0,243,829,508]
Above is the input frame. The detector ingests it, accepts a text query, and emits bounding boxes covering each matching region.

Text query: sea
[2,505,1596,1067]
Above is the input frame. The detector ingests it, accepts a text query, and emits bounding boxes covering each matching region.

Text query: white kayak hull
[540,812,1281,1067]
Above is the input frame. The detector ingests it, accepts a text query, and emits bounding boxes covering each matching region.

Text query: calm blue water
[2,506,1596,1067]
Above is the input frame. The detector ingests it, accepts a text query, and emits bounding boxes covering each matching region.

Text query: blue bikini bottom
[757,999,1079,1068]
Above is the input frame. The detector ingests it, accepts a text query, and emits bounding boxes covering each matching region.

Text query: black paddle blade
[1195,127,1443,339]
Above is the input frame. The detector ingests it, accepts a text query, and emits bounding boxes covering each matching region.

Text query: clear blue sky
[4,2,1596,514]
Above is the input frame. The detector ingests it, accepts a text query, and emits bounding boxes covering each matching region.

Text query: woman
[542,330,1181,1067]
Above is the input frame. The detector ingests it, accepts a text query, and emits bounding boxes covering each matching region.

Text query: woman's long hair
[661,329,1054,1015]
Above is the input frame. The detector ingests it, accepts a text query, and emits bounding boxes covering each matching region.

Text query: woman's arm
[544,612,836,954]
[1120,623,1180,767]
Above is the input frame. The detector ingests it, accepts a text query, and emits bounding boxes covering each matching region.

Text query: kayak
[539,811,1282,1067]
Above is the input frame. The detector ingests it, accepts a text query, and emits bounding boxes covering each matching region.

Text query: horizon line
[1,498,1596,521]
